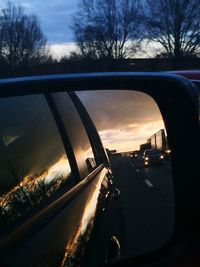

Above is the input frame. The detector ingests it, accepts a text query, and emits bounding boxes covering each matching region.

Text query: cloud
[48,42,77,59]
[0,1,160,58]
[99,119,164,151]
[77,90,163,130]
[77,90,165,151]
[0,0,79,42]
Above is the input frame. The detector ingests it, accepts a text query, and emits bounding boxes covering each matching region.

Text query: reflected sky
[45,155,71,183]
[0,155,71,208]
[77,91,165,152]
[0,95,73,223]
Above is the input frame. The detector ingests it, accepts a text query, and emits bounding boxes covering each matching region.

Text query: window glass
[52,93,96,178]
[0,95,72,226]
[77,90,174,259]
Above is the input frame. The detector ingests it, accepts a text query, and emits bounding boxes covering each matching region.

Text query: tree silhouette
[143,0,200,68]
[71,0,143,61]
[0,2,48,71]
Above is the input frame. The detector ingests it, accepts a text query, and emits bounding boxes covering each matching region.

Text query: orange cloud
[77,90,166,152]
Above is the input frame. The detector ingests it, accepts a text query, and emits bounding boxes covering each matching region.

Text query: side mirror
[74,75,199,266]
[0,73,198,267]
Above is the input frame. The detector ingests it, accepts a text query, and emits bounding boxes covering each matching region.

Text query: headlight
[145,157,149,160]
[160,155,164,159]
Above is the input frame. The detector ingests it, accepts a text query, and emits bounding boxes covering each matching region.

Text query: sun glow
[100,119,165,152]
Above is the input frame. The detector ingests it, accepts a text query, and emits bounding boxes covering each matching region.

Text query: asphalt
[109,155,174,259]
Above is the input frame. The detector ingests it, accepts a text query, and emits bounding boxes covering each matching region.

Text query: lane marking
[128,161,135,168]
[136,169,140,172]
[144,179,154,187]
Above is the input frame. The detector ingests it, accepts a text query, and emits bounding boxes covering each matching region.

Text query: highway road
[109,154,174,259]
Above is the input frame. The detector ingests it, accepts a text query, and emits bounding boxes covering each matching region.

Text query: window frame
[0,91,106,243]
[69,91,111,169]
[49,91,102,179]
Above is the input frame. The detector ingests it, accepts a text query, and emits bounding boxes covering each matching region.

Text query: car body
[168,70,200,122]
[0,72,199,267]
[143,149,164,167]
[0,81,117,267]
[166,69,200,94]
[167,70,200,79]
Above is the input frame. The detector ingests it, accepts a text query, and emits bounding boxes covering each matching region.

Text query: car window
[0,95,72,227]
[51,93,96,179]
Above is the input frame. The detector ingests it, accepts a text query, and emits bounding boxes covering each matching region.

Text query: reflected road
[110,155,174,259]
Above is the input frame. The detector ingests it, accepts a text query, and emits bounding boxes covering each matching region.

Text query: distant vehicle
[143,149,164,167]
[164,148,172,160]
[148,129,167,151]
[130,150,139,159]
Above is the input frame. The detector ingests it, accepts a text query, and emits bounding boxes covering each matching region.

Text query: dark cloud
[77,90,164,131]
[76,90,165,151]
[0,0,79,42]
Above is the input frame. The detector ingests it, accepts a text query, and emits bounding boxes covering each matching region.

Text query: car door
[0,90,113,267]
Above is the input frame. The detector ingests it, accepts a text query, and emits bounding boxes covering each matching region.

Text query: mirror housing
[0,72,199,266]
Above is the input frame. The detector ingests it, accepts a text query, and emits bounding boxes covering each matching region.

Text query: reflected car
[164,148,171,160]
[0,82,118,267]
[130,150,139,159]
[143,149,164,167]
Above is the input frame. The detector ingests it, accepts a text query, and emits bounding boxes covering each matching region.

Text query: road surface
[109,154,174,259]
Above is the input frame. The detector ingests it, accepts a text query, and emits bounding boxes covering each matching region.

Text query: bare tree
[0,2,47,70]
[144,0,200,67]
[72,0,143,60]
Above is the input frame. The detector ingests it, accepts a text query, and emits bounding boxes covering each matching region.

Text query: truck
[140,129,171,159]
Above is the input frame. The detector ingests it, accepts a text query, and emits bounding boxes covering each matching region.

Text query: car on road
[130,150,139,159]
[143,149,164,167]
[0,72,199,267]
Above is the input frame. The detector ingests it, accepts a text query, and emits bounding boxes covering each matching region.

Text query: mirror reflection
[77,90,174,258]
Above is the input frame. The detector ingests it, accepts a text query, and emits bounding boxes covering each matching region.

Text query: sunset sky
[0,0,156,59]
[0,0,166,151]
[77,90,165,152]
